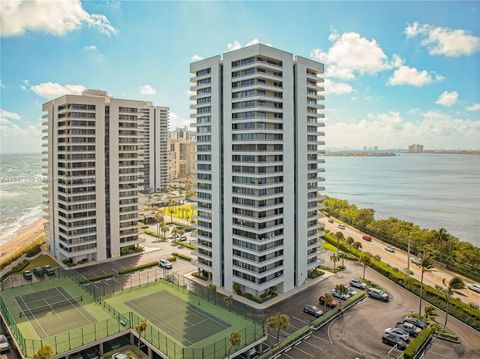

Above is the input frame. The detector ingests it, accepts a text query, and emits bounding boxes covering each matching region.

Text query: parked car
[411,257,421,266]
[303,305,323,318]
[347,288,357,296]
[0,335,10,353]
[159,259,173,269]
[179,236,187,242]
[350,279,367,290]
[70,353,83,359]
[338,224,346,230]
[395,322,421,337]
[43,265,56,276]
[362,235,372,241]
[332,288,352,300]
[385,246,396,253]
[384,328,409,342]
[82,347,100,359]
[23,270,33,280]
[319,295,339,308]
[382,334,407,350]
[467,283,480,293]
[33,267,45,277]
[112,354,128,359]
[367,288,389,302]
[403,317,426,329]
[328,219,334,224]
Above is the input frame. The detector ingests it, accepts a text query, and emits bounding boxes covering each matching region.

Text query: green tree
[440,276,465,328]
[424,305,437,322]
[335,284,349,296]
[322,293,334,307]
[335,231,344,247]
[155,211,164,237]
[223,295,233,311]
[346,236,355,253]
[135,319,148,354]
[339,252,346,267]
[352,241,362,254]
[161,223,168,240]
[418,254,435,317]
[266,313,290,344]
[227,331,242,359]
[34,345,53,359]
[360,254,371,280]
[330,253,340,271]
[167,199,176,222]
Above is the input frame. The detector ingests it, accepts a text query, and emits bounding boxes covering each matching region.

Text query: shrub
[404,327,433,359]
[172,240,197,250]
[172,252,192,261]
[233,282,242,294]
[167,256,177,262]
[118,261,158,275]
[308,269,325,279]
[25,246,42,258]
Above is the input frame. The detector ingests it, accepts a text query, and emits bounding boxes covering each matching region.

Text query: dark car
[403,317,426,329]
[82,347,100,359]
[395,322,421,337]
[382,333,407,350]
[23,270,33,280]
[303,305,323,318]
[43,265,56,276]
[33,267,45,277]
[319,295,339,308]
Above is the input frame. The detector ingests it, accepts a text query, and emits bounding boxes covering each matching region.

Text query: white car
[112,354,128,359]
[159,259,173,269]
[384,328,409,343]
[0,335,10,353]
[467,283,480,293]
[332,288,352,300]
[338,224,346,230]
[350,279,367,290]
[385,246,396,253]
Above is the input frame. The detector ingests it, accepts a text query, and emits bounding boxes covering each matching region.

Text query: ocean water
[324,153,480,246]
[0,153,44,245]
[0,153,479,247]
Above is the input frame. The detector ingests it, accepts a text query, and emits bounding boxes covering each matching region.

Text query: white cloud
[170,112,191,129]
[324,79,353,95]
[405,22,480,57]
[84,45,98,51]
[0,81,5,89]
[0,111,41,153]
[20,79,30,91]
[388,65,443,87]
[227,39,272,52]
[326,111,479,149]
[0,0,117,37]
[435,91,459,107]
[139,84,156,96]
[466,103,480,112]
[192,54,204,61]
[30,82,86,99]
[0,109,21,121]
[311,32,394,80]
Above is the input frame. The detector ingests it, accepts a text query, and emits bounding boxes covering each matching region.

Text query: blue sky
[1,0,479,153]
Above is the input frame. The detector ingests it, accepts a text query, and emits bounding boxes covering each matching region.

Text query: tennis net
[19,296,82,317]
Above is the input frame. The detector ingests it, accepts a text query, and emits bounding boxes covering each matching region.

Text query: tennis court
[126,290,231,346]
[14,286,95,339]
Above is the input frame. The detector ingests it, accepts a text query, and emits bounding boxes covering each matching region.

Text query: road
[267,256,480,359]
[321,217,480,306]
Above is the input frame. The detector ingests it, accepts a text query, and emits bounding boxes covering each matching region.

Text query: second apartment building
[191,44,326,297]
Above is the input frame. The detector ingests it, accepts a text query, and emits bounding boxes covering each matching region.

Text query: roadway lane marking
[292,316,311,325]
[291,346,315,358]
[327,316,341,344]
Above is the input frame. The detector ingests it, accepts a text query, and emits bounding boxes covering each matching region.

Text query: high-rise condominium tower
[42,89,168,265]
[190,44,325,297]
[139,104,170,192]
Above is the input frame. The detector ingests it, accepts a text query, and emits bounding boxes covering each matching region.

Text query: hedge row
[404,327,433,359]
[257,326,311,359]
[172,252,192,261]
[0,237,45,270]
[118,261,158,275]
[312,291,366,329]
[323,233,480,330]
[143,230,164,239]
[172,240,197,250]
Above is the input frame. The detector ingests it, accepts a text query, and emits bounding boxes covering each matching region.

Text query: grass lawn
[160,204,196,221]
[24,255,59,271]
[322,243,338,252]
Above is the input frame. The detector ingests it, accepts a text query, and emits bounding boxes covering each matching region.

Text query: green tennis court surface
[126,290,230,346]
[15,286,95,339]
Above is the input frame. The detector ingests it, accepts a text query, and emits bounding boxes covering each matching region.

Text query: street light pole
[407,238,411,274]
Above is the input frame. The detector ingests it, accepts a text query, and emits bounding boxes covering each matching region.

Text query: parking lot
[263,256,477,359]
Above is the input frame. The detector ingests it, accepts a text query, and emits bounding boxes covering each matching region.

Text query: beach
[0,218,45,259]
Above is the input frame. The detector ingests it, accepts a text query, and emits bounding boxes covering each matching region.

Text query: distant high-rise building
[168,127,196,179]
[408,144,424,153]
[139,104,169,192]
[190,44,325,298]
[42,89,167,265]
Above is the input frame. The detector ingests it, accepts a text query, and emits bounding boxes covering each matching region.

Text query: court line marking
[41,298,63,321]
[17,296,48,338]
[127,300,193,346]
[55,287,95,324]
[133,295,197,327]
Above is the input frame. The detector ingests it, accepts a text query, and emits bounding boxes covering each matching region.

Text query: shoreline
[0,218,46,259]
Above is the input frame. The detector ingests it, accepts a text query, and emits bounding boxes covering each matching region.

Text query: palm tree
[171,227,178,240]
[352,241,362,254]
[441,276,465,328]
[223,295,233,311]
[435,227,452,266]
[227,331,242,359]
[135,319,148,354]
[339,252,346,267]
[418,254,435,317]
[34,345,53,359]
[266,313,290,344]
[155,211,164,237]
[335,231,344,247]
[322,293,334,308]
[424,305,437,322]
[168,199,176,222]
[161,223,168,240]
[360,254,371,280]
[330,253,340,271]
[335,284,349,297]
[346,236,355,253]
